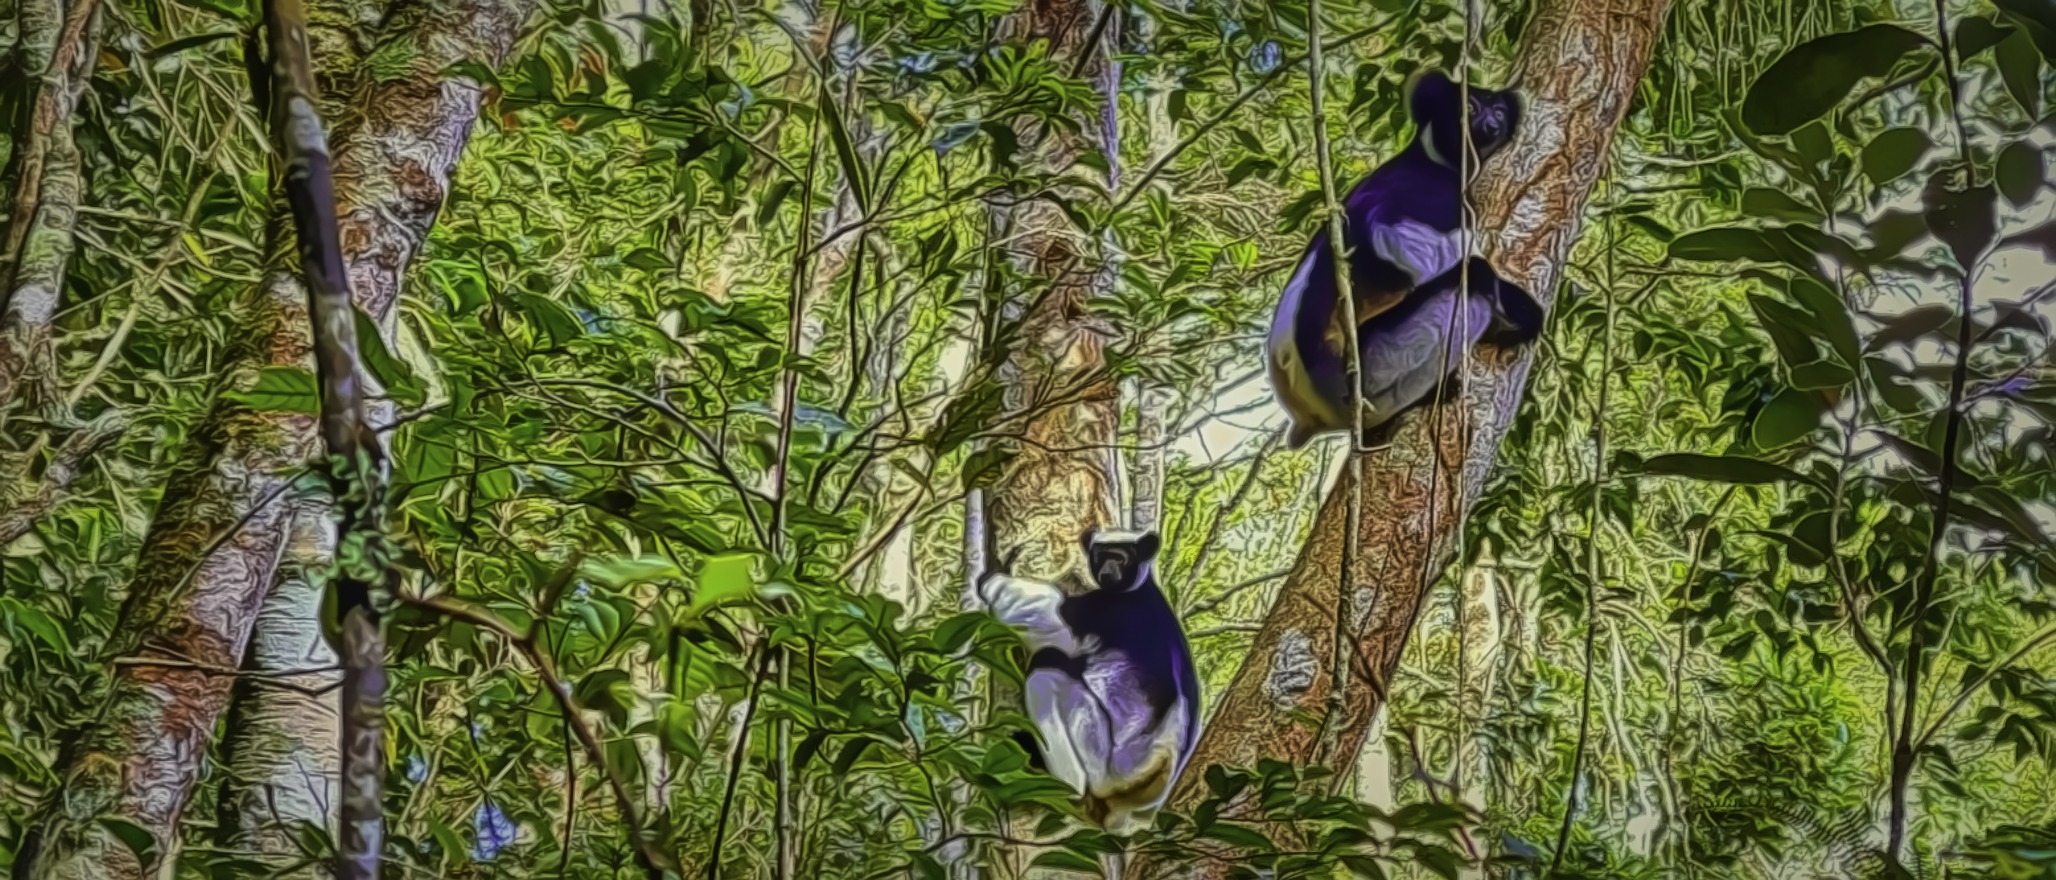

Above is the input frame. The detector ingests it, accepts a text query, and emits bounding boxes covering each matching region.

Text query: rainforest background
[0,0,2053,876]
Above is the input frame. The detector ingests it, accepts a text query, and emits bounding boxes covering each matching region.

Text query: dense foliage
[0,0,2052,876]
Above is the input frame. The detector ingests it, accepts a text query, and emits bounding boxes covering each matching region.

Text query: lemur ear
[1405,68,1457,115]
[1137,532,1161,563]
[1080,528,1098,559]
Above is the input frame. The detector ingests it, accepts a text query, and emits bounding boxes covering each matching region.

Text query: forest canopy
[1,0,2053,877]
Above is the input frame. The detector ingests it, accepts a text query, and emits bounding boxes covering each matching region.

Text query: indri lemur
[1266,70,1544,449]
[977,529,1199,830]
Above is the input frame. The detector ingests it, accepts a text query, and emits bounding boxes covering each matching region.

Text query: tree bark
[15,0,533,875]
[1167,0,1670,814]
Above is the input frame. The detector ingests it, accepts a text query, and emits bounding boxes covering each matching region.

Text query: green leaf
[1742,188,1821,223]
[0,598,72,654]
[1197,824,1276,851]
[1669,228,1783,263]
[689,553,760,616]
[1956,17,2016,58]
[98,817,161,865]
[1862,128,1931,186]
[354,308,424,407]
[1997,28,2044,115]
[1027,851,1102,874]
[1789,360,1854,390]
[225,366,319,413]
[756,179,796,226]
[1994,0,2056,61]
[1997,139,2045,208]
[1788,276,1862,365]
[1640,453,1810,486]
[514,291,585,346]
[581,555,682,586]
[1742,25,1932,135]
[1922,172,1998,267]
[1751,389,1826,449]
[623,247,671,272]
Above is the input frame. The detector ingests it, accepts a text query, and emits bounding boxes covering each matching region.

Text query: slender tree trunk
[0,0,97,419]
[0,0,116,538]
[983,0,1120,584]
[16,1,535,875]
[1163,0,1670,818]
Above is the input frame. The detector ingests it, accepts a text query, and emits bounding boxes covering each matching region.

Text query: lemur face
[1408,69,1522,170]
[1081,529,1163,592]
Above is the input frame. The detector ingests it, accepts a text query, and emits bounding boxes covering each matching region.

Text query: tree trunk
[984,0,1120,584]
[224,0,537,858]
[0,0,98,419]
[15,0,534,875]
[1167,0,1670,814]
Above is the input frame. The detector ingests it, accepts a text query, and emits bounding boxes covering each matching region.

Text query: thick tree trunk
[1168,0,1670,813]
[15,0,533,875]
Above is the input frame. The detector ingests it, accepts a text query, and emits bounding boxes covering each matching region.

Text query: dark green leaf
[1956,17,2016,58]
[755,180,796,225]
[1743,25,1932,135]
[1670,228,1783,263]
[1863,128,1932,186]
[1922,172,1999,266]
[1790,360,1854,390]
[1742,188,1821,223]
[1997,29,2045,115]
[1028,851,1103,874]
[1997,139,2045,208]
[99,817,162,864]
[1788,276,1862,365]
[1752,389,1826,449]
[1994,0,2056,60]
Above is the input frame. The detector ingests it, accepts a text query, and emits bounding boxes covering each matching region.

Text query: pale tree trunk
[1125,9,1179,536]
[0,0,98,420]
[1163,0,1669,831]
[985,0,1120,582]
[221,0,537,860]
[0,0,125,544]
[15,0,534,875]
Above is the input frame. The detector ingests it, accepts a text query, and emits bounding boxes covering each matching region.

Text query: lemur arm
[977,573,1086,655]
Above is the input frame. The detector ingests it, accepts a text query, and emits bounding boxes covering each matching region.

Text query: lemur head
[1080,528,1162,593]
[1407,69,1522,171]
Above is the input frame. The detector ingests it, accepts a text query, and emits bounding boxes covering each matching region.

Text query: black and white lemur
[976,529,1199,831]
[1266,69,1545,449]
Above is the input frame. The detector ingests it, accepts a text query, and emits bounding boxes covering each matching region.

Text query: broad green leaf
[1997,29,2044,115]
[1752,389,1826,449]
[1994,0,2056,60]
[1997,139,2044,208]
[225,366,319,413]
[1956,17,2016,58]
[1743,25,1932,135]
[690,553,760,616]
[1862,128,1931,186]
